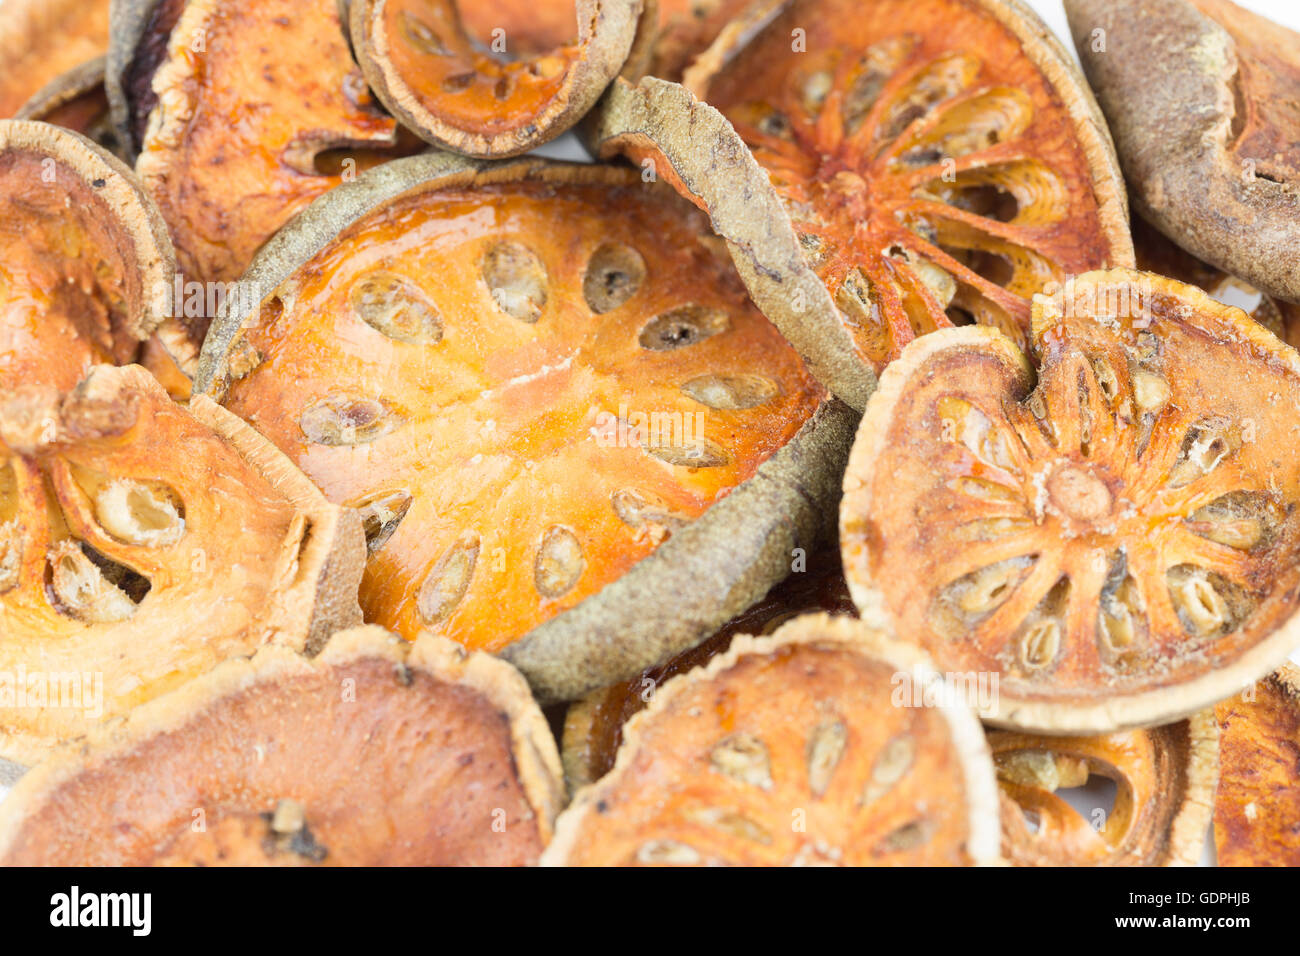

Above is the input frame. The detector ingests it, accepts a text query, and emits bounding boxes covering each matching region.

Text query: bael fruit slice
[1214,663,1300,866]
[1133,215,1300,351]
[589,0,1132,411]
[109,0,412,374]
[1067,0,1300,305]
[196,155,854,703]
[349,0,643,157]
[0,0,110,118]
[0,365,364,768]
[544,613,1003,866]
[15,58,124,158]
[990,715,1217,866]
[562,547,852,790]
[649,0,779,82]
[0,626,563,865]
[0,118,173,392]
[840,268,1300,734]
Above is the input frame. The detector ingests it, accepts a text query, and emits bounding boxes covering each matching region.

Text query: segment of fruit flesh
[0,660,544,866]
[991,731,1154,864]
[0,373,310,735]
[137,0,403,285]
[844,286,1300,700]
[383,0,582,136]
[698,0,1114,370]
[563,644,974,865]
[219,180,823,652]
[1214,672,1300,866]
[0,152,137,391]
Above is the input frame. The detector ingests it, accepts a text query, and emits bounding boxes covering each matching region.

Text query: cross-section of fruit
[841,268,1300,733]
[1214,663,1300,866]
[0,0,109,118]
[196,156,853,702]
[0,627,562,865]
[562,547,852,790]
[1067,0,1300,304]
[349,0,643,157]
[0,365,363,768]
[990,714,1216,866]
[0,119,173,393]
[545,613,1002,866]
[589,0,1131,411]
[110,0,413,380]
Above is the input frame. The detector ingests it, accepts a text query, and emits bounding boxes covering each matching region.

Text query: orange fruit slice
[840,268,1300,732]
[0,0,110,118]
[0,627,562,865]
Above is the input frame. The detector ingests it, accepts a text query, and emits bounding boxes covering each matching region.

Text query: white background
[2,0,1299,864]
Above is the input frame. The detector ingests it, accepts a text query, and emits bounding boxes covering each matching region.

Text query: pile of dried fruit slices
[0,0,1298,868]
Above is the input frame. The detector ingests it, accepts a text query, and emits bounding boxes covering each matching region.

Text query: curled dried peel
[0,120,174,393]
[545,613,1003,866]
[591,0,1130,410]
[197,156,852,702]
[0,627,563,865]
[990,713,1216,866]
[840,268,1300,733]
[0,365,363,768]
[1214,663,1300,866]
[350,0,642,157]
[562,548,854,791]
[1068,0,1300,303]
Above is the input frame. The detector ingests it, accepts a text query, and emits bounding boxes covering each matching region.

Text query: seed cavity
[417,534,479,626]
[875,819,934,854]
[862,733,915,805]
[645,437,729,469]
[1168,417,1238,488]
[355,489,413,557]
[690,807,773,844]
[1015,577,1070,671]
[936,396,1018,472]
[1185,491,1280,551]
[351,272,443,344]
[48,541,140,624]
[710,733,773,790]
[995,749,1089,790]
[0,519,21,593]
[401,11,450,55]
[806,720,848,798]
[681,374,778,410]
[93,479,184,547]
[534,525,584,599]
[582,243,646,313]
[636,840,701,864]
[300,396,402,446]
[482,241,548,323]
[1130,369,1170,412]
[1167,565,1247,638]
[638,304,729,351]
[932,555,1034,636]
[611,488,690,544]
[1098,552,1147,663]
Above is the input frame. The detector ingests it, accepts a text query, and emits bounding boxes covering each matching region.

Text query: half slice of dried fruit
[589,0,1132,410]
[1133,215,1300,351]
[196,155,853,703]
[0,118,173,392]
[349,0,642,157]
[840,268,1300,733]
[0,626,562,865]
[111,0,410,318]
[990,714,1217,866]
[562,547,853,791]
[649,0,778,82]
[1067,0,1300,304]
[15,58,123,158]
[0,0,110,118]
[545,613,1002,866]
[1214,663,1300,866]
[0,365,364,768]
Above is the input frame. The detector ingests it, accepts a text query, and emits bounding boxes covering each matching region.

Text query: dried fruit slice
[0,118,173,392]
[840,268,1300,733]
[196,156,852,702]
[650,0,778,82]
[0,0,110,118]
[589,0,1132,410]
[1133,216,1300,351]
[563,547,852,789]
[349,0,642,157]
[110,0,410,336]
[0,626,562,865]
[15,58,124,158]
[1214,663,1300,866]
[1067,0,1300,304]
[545,613,1002,865]
[0,365,364,768]
[990,714,1217,866]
